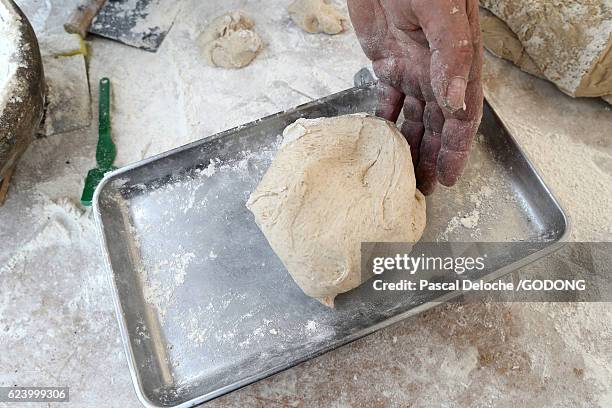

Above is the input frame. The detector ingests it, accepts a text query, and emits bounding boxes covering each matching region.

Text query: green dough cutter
[81,77,116,206]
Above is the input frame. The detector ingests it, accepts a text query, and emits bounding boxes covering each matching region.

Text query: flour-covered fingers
[436,118,478,186]
[416,101,444,194]
[412,0,474,112]
[416,129,442,195]
[401,95,425,166]
[375,82,405,122]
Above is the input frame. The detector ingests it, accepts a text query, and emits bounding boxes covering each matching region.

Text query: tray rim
[92,85,571,408]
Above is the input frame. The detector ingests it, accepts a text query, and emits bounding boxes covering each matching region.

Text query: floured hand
[348,0,483,194]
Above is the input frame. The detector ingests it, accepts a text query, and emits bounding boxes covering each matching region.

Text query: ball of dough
[197,11,263,69]
[247,114,426,307]
[288,0,347,35]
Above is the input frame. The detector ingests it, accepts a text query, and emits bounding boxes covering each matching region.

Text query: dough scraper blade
[88,0,181,52]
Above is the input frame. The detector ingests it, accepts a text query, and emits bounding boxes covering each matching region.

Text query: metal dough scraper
[87,0,181,52]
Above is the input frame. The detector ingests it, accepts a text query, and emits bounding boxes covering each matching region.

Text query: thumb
[414,0,474,112]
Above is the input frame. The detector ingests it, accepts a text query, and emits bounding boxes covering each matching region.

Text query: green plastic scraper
[81,77,116,206]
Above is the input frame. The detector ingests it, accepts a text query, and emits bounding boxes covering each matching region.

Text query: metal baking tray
[93,81,569,408]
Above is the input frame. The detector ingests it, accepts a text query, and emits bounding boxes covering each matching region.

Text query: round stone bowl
[0,0,44,183]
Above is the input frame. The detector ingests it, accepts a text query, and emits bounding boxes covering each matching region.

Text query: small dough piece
[247,114,426,307]
[288,0,347,35]
[197,11,263,69]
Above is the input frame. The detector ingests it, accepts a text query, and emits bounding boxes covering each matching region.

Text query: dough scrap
[197,11,263,69]
[288,0,347,35]
[247,114,426,307]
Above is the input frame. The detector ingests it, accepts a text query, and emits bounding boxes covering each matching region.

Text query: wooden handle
[0,164,15,206]
[64,0,107,38]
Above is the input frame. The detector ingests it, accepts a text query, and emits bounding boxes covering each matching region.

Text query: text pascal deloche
[373,279,512,292]
[372,279,586,292]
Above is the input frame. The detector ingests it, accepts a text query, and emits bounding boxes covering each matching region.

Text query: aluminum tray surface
[94,83,568,407]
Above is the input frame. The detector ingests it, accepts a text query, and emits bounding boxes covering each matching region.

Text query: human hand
[348,0,483,194]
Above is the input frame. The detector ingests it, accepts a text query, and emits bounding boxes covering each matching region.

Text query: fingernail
[446,77,467,111]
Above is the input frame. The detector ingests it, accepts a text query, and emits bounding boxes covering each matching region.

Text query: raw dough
[197,11,263,69]
[479,1,612,98]
[479,8,543,79]
[288,0,347,35]
[247,114,426,307]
